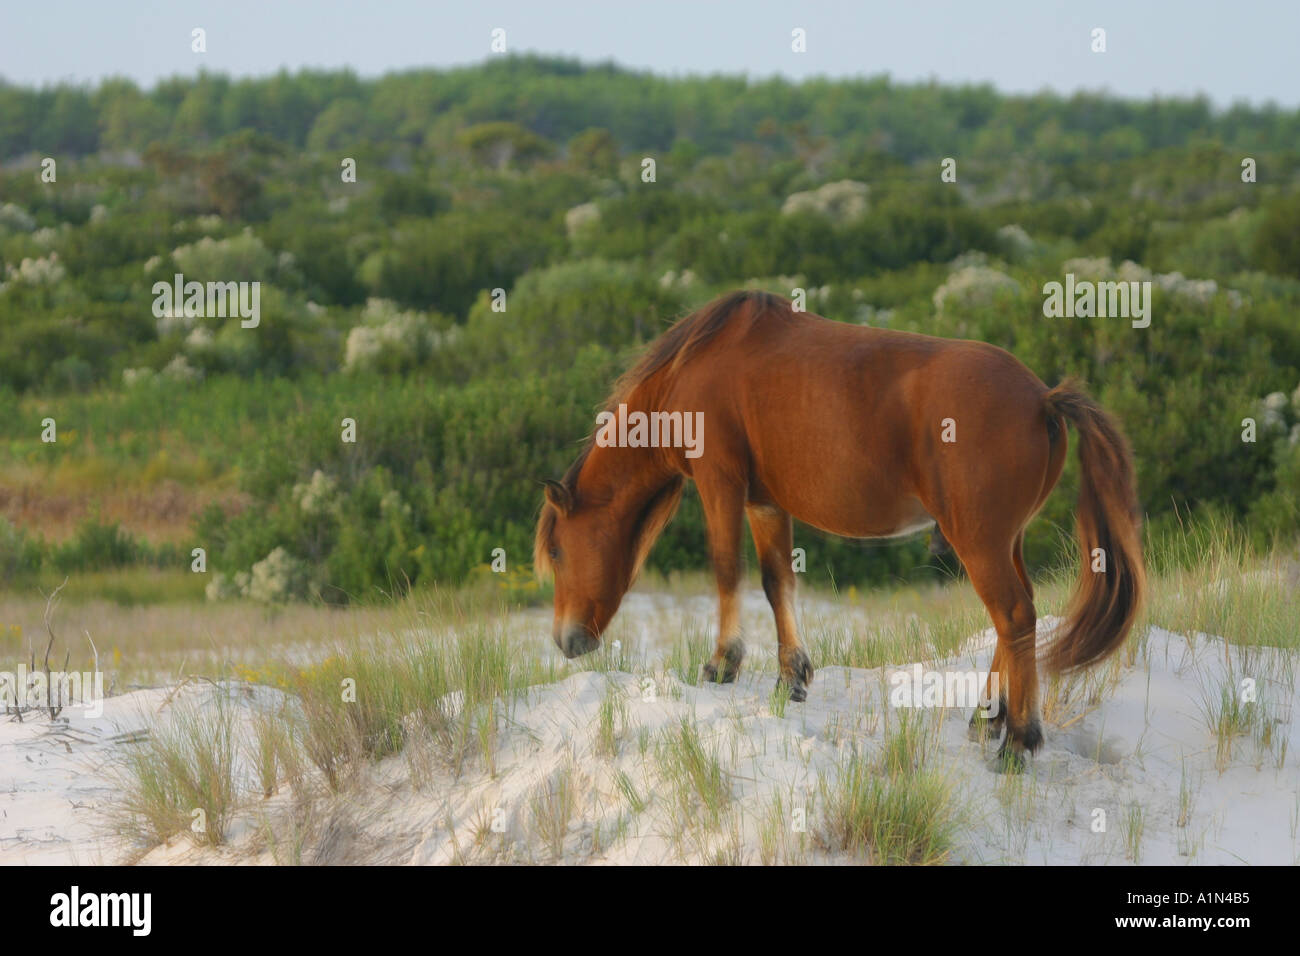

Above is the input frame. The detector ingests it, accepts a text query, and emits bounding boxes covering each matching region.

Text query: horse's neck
[578,430,676,510]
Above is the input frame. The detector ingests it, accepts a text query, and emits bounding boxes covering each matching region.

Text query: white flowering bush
[781,180,869,222]
[1115,260,1152,283]
[123,355,202,387]
[171,228,276,281]
[0,203,36,233]
[185,326,215,351]
[380,489,412,522]
[160,354,202,383]
[1254,386,1300,445]
[343,298,457,372]
[997,224,1036,259]
[1259,392,1290,434]
[155,309,194,337]
[204,571,245,602]
[932,265,1021,314]
[1058,257,1243,309]
[32,226,63,248]
[565,201,601,237]
[1154,271,1221,306]
[808,284,833,304]
[245,547,312,603]
[658,268,697,289]
[1,253,66,289]
[1061,256,1114,280]
[293,470,340,515]
[122,367,156,387]
[948,250,990,271]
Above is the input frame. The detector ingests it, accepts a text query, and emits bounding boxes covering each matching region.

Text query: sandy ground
[1,686,169,864]
[2,591,1296,865]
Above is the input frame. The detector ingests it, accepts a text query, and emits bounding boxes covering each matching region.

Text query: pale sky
[1,1,1297,107]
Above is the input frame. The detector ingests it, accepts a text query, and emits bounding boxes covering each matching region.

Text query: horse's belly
[740,373,932,539]
[805,497,934,540]
[764,470,934,540]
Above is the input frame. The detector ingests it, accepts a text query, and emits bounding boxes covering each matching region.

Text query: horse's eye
[549,547,559,560]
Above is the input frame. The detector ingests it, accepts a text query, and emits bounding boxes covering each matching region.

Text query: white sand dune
[2,597,1296,865]
[1,687,167,865]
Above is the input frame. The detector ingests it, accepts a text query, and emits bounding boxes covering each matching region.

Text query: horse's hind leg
[957,543,1041,770]
[746,503,814,701]
[968,531,1028,741]
[697,475,747,685]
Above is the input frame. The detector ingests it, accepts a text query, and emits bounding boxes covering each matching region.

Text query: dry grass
[818,738,960,865]
[0,457,239,544]
[0,576,551,688]
[107,690,240,850]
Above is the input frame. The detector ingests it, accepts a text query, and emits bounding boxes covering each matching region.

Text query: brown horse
[535,291,1145,763]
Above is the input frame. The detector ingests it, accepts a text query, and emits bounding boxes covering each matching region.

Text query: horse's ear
[543,479,572,515]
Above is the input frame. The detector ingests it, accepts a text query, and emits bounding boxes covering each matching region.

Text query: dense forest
[2,56,1299,602]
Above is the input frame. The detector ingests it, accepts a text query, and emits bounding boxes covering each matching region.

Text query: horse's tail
[1041,378,1146,673]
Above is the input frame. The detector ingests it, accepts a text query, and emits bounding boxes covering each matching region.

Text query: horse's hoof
[777,646,814,702]
[993,745,1027,774]
[967,715,1005,743]
[702,641,745,685]
[967,702,1006,742]
[702,662,732,684]
[1020,719,1044,753]
[778,679,808,703]
[993,720,1042,773]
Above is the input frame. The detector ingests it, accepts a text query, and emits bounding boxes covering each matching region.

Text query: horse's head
[535,474,684,659]
[534,479,626,658]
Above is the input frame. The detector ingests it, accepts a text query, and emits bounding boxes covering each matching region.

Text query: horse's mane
[568,289,784,493]
[607,289,782,411]
[534,290,787,578]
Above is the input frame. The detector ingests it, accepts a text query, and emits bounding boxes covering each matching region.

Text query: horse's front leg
[747,503,813,701]
[698,476,746,685]
[967,640,1007,741]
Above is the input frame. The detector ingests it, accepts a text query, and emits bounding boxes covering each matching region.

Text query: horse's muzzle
[556,626,600,659]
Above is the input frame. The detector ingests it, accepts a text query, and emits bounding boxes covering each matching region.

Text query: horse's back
[668,306,1055,538]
